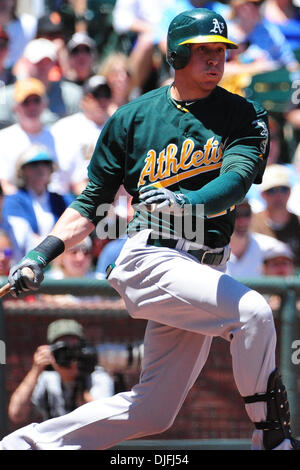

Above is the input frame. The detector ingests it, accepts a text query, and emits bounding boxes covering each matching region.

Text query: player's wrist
[28,235,65,267]
[174,193,190,208]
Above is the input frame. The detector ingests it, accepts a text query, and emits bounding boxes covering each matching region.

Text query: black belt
[147,237,225,266]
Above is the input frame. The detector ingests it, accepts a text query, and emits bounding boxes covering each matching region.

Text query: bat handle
[0,283,11,298]
[0,267,34,299]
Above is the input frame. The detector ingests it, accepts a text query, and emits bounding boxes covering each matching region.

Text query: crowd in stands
[0,0,299,431]
[0,0,299,288]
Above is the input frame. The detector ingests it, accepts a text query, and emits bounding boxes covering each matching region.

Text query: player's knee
[246,293,275,335]
[240,290,274,326]
[139,410,176,435]
[234,290,275,342]
[252,294,274,323]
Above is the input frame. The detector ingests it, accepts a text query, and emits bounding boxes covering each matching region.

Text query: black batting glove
[8,252,45,298]
[8,236,65,298]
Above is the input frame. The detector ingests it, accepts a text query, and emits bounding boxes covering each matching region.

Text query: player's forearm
[8,367,41,423]
[49,207,95,251]
[183,171,247,215]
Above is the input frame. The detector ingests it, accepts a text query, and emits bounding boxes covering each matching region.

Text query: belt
[147,237,225,266]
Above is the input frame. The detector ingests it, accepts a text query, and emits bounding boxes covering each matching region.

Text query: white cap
[23,38,57,64]
[259,164,291,193]
[67,32,96,52]
[263,240,293,262]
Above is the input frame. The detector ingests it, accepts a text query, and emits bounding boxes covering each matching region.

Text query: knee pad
[243,368,300,450]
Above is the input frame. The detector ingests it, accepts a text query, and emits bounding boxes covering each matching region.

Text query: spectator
[2,145,68,255]
[63,31,97,86]
[0,25,15,85]
[36,12,66,42]
[98,52,133,115]
[50,75,113,195]
[0,228,14,276]
[0,182,22,262]
[0,0,37,70]
[251,163,300,267]
[36,12,68,83]
[44,237,101,306]
[263,0,300,50]
[112,0,170,91]
[223,0,299,82]
[95,234,127,280]
[0,77,57,195]
[0,38,82,128]
[262,240,295,276]
[262,240,295,310]
[46,236,94,280]
[226,199,289,278]
[8,319,114,423]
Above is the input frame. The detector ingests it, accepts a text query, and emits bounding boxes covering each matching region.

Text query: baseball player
[1,8,299,450]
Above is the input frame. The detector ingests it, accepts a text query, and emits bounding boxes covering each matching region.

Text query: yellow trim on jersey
[206,205,235,219]
[147,162,222,188]
[176,103,189,113]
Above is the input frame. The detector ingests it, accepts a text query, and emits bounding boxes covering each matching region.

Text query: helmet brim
[178,35,238,49]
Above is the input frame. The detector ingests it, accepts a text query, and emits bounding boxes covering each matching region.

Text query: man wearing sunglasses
[251,163,300,267]
[65,32,96,87]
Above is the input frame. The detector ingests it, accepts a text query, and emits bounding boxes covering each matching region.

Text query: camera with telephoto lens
[50,340,98,374]
[97,342,144,373]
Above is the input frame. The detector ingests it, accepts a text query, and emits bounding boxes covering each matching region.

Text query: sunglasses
[264,186,290,195]
[0,248,13,258]
[91,87,111,100]
[21,96,42,106]
[68,247,92,256]
[70,45,91,56]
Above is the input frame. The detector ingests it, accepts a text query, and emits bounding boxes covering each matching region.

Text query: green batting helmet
[167,8,238,70]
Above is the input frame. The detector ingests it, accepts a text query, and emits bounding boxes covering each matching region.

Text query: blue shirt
[232,19,297,67]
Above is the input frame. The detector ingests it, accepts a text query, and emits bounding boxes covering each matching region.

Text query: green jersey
[71,85,269,248]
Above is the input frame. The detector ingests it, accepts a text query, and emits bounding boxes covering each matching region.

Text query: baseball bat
[0,267,34,298]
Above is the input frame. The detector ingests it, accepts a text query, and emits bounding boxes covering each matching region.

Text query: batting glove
[139,185,189,215]
[8,251,45,298]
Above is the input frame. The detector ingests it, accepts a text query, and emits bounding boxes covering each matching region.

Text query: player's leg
[108,230,296,449]
[0,321,212,450]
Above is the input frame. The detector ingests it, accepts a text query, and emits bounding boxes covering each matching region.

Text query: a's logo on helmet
[210,19,225,34]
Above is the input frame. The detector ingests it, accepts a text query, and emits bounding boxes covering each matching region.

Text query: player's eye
[196,46,206,54]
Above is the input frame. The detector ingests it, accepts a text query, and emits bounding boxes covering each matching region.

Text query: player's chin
[201,73,222,89]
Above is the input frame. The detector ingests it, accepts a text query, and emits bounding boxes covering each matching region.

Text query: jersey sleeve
[181,100,270,215]
[221,100,269,185]
[69,112,126,225]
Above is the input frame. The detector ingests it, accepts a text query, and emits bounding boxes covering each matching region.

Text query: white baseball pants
[1,230,277,450]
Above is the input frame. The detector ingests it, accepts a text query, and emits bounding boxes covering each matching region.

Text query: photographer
[8,319,115,424]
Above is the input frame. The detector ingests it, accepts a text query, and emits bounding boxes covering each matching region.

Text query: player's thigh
[116,252,267,336]
[109,231,271,337]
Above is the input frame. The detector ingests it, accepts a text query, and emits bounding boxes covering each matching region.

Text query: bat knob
[146,203,158,213]
[21,267,35,282]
